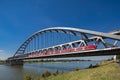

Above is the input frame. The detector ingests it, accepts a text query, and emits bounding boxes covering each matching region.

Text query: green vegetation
[42,70,51,78]
[53,70,60,76]
[117,55,120,60]
[24,74,34,80]
[0,60,5,64]
[24,61,120,80]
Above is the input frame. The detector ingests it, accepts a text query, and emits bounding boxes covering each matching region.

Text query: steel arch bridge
[7,27,120,65]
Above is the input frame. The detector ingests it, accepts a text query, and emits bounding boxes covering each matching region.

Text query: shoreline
[24,60,120,80]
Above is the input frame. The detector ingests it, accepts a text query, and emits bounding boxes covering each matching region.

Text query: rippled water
[0,61,100,80]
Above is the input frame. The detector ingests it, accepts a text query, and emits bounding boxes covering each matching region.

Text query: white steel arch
[13,27,120,57]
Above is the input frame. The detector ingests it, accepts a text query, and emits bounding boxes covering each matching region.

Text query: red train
[28,45,96,57]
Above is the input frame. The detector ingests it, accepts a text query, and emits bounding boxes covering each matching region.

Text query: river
[0,61,100,80]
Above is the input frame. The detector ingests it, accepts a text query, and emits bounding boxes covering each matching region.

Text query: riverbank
[0,61,5,65]
[25,61,120,80]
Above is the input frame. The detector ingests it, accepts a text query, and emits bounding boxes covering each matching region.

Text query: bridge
[6,27,120,65]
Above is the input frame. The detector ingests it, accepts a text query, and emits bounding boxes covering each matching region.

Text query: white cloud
[0,50,4,54]
[0,50,8,60]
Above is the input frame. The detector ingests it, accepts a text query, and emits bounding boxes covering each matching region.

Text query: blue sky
[0,0,120,60]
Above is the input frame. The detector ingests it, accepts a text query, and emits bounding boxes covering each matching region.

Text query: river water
[0,61,100,80]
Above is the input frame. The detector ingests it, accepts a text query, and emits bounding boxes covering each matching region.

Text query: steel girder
[13,27,120,58]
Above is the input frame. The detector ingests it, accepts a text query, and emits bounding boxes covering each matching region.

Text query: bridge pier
[113,55,117,61]
[6,59,23,66]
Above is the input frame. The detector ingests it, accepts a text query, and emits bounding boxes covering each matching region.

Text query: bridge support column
[113,55,117,61]
[7,59,23,66]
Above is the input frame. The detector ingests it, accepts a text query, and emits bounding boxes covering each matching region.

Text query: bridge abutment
[6,59,23,66]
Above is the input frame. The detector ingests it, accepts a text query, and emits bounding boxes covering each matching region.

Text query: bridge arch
[13,27,120,58]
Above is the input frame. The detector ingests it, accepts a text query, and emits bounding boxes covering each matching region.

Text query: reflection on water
[0,65,24,80]
[0,61,99,80]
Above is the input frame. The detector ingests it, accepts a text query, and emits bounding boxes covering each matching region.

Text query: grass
[25,61,120,80]
[40,61,120,80]
[0,61,5,64]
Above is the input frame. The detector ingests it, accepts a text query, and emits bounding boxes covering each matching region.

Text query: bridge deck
[12,47,120,60]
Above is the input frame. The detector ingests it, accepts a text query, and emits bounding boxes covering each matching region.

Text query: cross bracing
[8,27,120,60]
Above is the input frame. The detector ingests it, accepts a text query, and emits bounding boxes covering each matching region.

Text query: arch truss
[10,27,120,59]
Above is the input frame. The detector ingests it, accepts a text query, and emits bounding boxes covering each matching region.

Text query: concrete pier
[6,59,23,65]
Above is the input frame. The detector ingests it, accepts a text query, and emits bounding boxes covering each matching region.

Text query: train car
[28,45,96,57]
[54,50,60,54]
[76,45,96,51]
